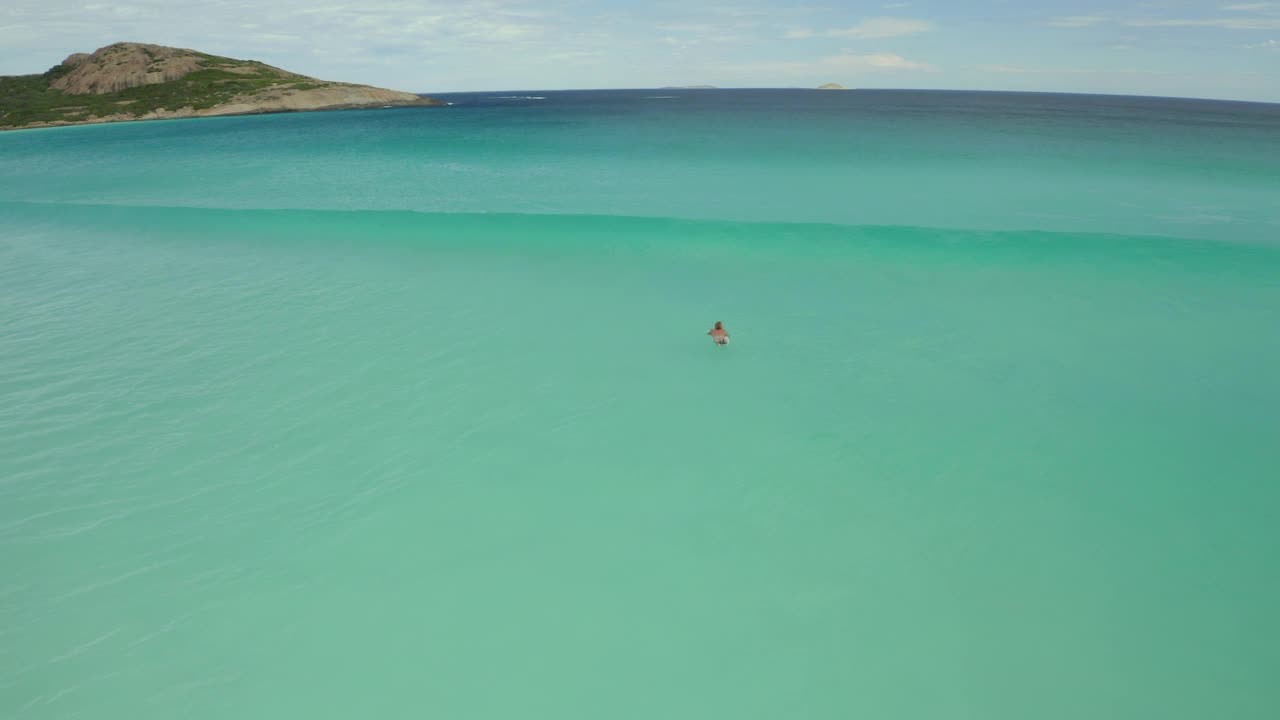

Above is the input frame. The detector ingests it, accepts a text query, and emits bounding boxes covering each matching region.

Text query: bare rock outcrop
[52,43,213,94]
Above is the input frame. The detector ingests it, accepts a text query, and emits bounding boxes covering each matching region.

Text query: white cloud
[786,17,934,40]
[1048,11,1280,31]
[543,50,604,62]
[724,51,935,78]
[1124,17,1280,29]
[653,21,752,46]
[1045,16,1107,28]
[832,17,934,38]
[1222,3,1277,10]
[980,64,1087,74]
[840,52,932,69]
[252,33,301,43]
[656,23,717,33]
[978,64,1176,76]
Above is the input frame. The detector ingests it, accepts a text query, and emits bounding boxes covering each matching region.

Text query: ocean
[1,89,1278,719]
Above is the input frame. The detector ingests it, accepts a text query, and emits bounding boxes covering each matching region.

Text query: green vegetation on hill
[0,54,334,129]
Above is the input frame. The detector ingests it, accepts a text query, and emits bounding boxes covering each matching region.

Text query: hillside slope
[0,42,443,130]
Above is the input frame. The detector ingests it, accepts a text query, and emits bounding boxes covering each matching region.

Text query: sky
[2,1,1278,102]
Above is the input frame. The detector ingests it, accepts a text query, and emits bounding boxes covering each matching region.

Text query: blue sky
[3,1,1278,101]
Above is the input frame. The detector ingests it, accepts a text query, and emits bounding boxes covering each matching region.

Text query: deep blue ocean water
[2,89,1279,719]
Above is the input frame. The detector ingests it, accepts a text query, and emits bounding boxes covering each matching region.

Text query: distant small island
[0,42,445,131]
[817,83,849,90]
[660,85,719,89]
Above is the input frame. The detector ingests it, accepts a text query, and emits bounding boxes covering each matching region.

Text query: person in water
[708,321,730,346]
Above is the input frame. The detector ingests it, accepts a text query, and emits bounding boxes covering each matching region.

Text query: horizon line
[412,87,1280,107]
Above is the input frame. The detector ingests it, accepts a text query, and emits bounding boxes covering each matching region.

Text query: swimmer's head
[714,321,724,329]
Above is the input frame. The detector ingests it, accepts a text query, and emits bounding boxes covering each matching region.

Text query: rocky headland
[0,42,444,131]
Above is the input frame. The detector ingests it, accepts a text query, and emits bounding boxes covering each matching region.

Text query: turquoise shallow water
[2,90,1279,718]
